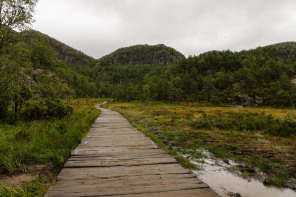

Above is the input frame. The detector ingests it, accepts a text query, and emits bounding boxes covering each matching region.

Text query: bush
[20,99,73,120]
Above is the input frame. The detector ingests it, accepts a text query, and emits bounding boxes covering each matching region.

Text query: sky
[32,0,296,59]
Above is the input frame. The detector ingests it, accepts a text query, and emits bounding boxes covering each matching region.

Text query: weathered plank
[64,157,178,168]
[45,107,219,197]
[56,164,191,180]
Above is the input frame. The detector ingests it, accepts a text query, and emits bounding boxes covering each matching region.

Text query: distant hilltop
[97,44,185,66]
[247,42,296,63]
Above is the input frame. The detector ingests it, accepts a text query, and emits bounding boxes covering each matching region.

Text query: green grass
[248,156,280,172]
[0,174,47,197]
[242,171,249,178]
[0,98,103,196]
[208,145,233,159]
[264,173,288,187]
[174,156,197,170]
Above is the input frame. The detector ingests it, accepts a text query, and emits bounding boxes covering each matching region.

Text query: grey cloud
[33,0,296,58]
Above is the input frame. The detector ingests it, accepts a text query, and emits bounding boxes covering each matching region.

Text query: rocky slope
[19,30,97,67]
[247,42,296,63]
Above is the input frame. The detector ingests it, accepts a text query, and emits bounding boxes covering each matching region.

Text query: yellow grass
[190,106,296,119]
[108,102,296,119]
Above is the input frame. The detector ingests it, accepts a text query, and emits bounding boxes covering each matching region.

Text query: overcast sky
[32,0,296,59]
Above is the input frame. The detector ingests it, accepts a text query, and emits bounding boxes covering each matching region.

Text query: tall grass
[0,98,102,196]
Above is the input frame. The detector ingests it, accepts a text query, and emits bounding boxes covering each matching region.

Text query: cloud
[33,0,296,58]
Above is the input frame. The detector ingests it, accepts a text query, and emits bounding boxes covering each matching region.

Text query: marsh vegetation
[104,101,296,190]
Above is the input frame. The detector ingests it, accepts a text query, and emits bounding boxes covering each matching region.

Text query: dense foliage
[96,46,296,108]
[0,0,38,47]
[0,30,97,120]
[1,24,296,122]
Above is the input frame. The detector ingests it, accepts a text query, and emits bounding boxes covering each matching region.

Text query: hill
[95,41,296,106]
[97,44,185,66]
[248,42,296,63]
[18,30,97,67]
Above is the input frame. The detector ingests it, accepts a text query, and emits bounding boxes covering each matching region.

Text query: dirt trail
[45,105,219,196]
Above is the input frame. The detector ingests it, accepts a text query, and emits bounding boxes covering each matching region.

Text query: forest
[2,28,296,121]
[95,48,296,107]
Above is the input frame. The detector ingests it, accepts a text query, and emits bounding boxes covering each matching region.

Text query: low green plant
[174,156,197,170]
[208,145,233,158]
[264,173,288,187]
[249,156,277,171]
[242,171,249,178]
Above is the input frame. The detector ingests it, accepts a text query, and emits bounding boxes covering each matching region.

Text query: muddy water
[185,149,296,197]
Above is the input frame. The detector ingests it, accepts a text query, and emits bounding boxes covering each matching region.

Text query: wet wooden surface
[45,106,219,197]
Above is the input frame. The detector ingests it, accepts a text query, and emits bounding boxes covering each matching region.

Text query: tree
[30,39,57,69]
[0,55,21,118]
[0,0,38,48]
[234,66,257,95]
[13,84,32,113]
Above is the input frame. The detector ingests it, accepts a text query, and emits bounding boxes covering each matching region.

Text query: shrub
[45,99,73,118]
[20,99,73,120]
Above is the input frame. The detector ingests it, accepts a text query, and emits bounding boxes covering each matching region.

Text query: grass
[174,156,197,170]
[0,174,47,197]
[0,98,105,196]
[104,101,296,188]
[264,173,288,187]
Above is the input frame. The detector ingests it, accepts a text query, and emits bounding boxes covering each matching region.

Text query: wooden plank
[111,188,219,197]
[68,154,171,161]
[71,148,166,157]
[64,157,178,168]
[57,164,190,180]
[78,141,152,147]
[70,152,169,159]
[45,107,219,197]
[46,180,209,196]
[59,173,198,182]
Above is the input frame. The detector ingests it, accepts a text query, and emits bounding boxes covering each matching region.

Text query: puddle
[184,149,296,197]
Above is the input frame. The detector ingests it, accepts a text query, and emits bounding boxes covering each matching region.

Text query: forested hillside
[0,28,102,120]
[96,42,296,107]
[1,27,296,122]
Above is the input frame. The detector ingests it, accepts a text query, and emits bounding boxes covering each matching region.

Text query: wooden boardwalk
[45,106,219,197]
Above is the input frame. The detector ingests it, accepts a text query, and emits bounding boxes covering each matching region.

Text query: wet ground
[185,149,296,197]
